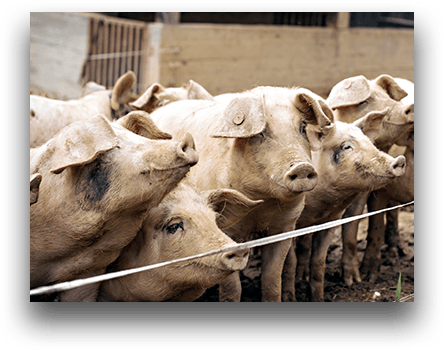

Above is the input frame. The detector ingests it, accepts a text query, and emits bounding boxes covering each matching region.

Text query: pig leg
[360,191,389,283]
[341,193,369,286]
[385,205,406,258]
[296,234,312,282]
[281,239,297,302]
[261,238,292,302]
[219,271,242,302]
[309,228,334,302]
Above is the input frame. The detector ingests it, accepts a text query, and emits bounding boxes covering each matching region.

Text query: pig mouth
[140,164,192,176]
[354,162,398,180]
[183,260,235,274]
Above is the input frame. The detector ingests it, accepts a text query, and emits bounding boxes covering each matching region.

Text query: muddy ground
[197,205,414,302]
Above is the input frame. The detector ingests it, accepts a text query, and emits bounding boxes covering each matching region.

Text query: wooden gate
[80,14,148,94]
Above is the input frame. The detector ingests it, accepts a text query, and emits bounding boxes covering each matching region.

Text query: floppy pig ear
[116,111,172,140]
[374,74,408,102]
[129,83,166,112]
[353,108,388,140]
[50,114,118,174]
[326,75,371,109]
[111,71,137,110]
[203,189,263,229]
[294,90,334,151]
[211,94,266,138]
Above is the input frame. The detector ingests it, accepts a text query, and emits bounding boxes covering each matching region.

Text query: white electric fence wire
[30,201,413,296]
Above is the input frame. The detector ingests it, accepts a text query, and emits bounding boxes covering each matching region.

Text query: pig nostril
[227,254,235,260]
[290,174,297,180]
[307,173,313,179]
[242,252,248,259]
[182,145,187,153]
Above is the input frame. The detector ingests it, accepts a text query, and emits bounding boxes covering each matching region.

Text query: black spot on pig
[332,146,343,164]
[75,158,111,210]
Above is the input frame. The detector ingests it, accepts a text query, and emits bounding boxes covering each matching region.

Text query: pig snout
[219,247,249,271]
[390,155,406,177]
[176,133,199,166]
[284,162,318,193]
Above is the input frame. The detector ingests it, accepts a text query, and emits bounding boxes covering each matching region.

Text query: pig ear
[326,75,371,109]
[203,189,264,230]
[129,83,166,112]
[186,80,215,100]
[116,111,172,140]
[293,90,334,151]
[353,109,388,140]
[50,114,118,174]
[211,94,266,138]
[30,173,42,205]
[111,71,137,110]
[374,74,408,101]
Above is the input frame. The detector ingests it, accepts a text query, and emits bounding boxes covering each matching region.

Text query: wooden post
[141,22,163,89]
[336,12,350,29]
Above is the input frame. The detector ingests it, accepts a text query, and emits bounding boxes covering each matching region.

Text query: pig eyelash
[163,221,184,235]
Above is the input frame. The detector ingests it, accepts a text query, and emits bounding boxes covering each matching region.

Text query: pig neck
[298,172,363,228]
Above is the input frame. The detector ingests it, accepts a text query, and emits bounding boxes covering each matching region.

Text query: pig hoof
[368,273,377,284]
[282,291,296,302]
[343,270,361,286]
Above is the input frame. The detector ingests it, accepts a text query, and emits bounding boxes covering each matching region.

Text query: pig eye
[299,122,307,136]
[341,143,352,151]
[358,100,368,106]
[164,221,184,235]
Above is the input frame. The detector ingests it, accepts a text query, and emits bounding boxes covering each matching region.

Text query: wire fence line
[30,201,414,296]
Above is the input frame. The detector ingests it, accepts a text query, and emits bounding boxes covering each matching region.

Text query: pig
[98,183,263,302]
[148,86,334,302]
[30,71,137,148]
[30,173,42,206]
[364,78,414,267]
[281,110,406,302]
[326,74,414,286]
[129,79,215,113]
[30,111,198,302]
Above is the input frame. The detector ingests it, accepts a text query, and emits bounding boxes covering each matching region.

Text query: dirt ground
[196,205,414,302]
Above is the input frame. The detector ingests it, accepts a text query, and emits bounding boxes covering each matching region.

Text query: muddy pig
[30,111,198,301]
[281,110,406,301]
[148,86,334,302]
[99,183,263,301]
[326,74,414,286]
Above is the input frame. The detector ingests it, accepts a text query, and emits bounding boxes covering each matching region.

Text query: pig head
[99,183,263,302]
[327,74,414,151]
[30,111,198,301]
[130,79,215,113]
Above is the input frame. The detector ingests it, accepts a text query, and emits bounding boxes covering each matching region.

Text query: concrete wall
[30,12,89,99]
[156,23,414,98]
